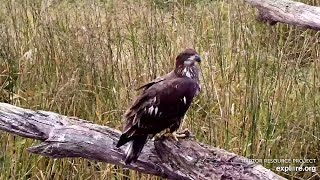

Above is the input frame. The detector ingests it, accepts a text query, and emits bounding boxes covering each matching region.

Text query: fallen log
[0,103,286,180]
[245,0,320,30]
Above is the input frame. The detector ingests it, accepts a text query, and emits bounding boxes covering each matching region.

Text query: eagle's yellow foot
[176,128,194,138]
[153,128,194,141]
[162,132,180,141]
[163,129,194,141]
[153,130,179,141]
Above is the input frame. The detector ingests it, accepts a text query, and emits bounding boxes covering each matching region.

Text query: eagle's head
[174,48,201,79]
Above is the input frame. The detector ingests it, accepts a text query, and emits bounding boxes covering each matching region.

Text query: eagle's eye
[183,54,201,66]
[187,54,201,63]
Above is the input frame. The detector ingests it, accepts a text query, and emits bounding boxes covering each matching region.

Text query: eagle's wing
[135,71,176,91]
[121,77,199,139]
[135,77,164,91]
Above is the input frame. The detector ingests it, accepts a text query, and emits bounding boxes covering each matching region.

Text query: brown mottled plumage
[116,48,201,164]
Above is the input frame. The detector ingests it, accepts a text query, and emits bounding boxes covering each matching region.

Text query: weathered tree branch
[0,103,286,180]
[245,0,320,30]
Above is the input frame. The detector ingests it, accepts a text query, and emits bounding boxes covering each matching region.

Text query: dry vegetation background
[0,0,319,179]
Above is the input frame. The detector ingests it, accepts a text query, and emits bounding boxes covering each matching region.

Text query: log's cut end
[246,0,320,31]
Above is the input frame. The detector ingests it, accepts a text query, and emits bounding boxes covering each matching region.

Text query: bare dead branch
[245,0,320,30]
[0,103,286,180]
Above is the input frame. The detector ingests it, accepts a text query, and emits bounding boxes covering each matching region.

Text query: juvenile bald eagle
[116,48,201,164]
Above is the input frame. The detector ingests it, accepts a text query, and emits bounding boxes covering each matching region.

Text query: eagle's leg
[166,121,183,141]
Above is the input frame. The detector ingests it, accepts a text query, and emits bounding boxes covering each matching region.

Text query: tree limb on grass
[0,103,286,180]
[245,0,320,30]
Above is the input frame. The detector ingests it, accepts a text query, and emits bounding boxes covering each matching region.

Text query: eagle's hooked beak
[187,54,202,64]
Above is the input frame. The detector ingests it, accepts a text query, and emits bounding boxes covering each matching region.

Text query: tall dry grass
[0,0,319,179]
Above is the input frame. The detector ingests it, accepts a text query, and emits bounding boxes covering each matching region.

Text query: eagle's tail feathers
[124,135,148,164]
[116,133,130,148]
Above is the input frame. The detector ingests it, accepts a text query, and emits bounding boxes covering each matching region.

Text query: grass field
[0,0,319,179]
